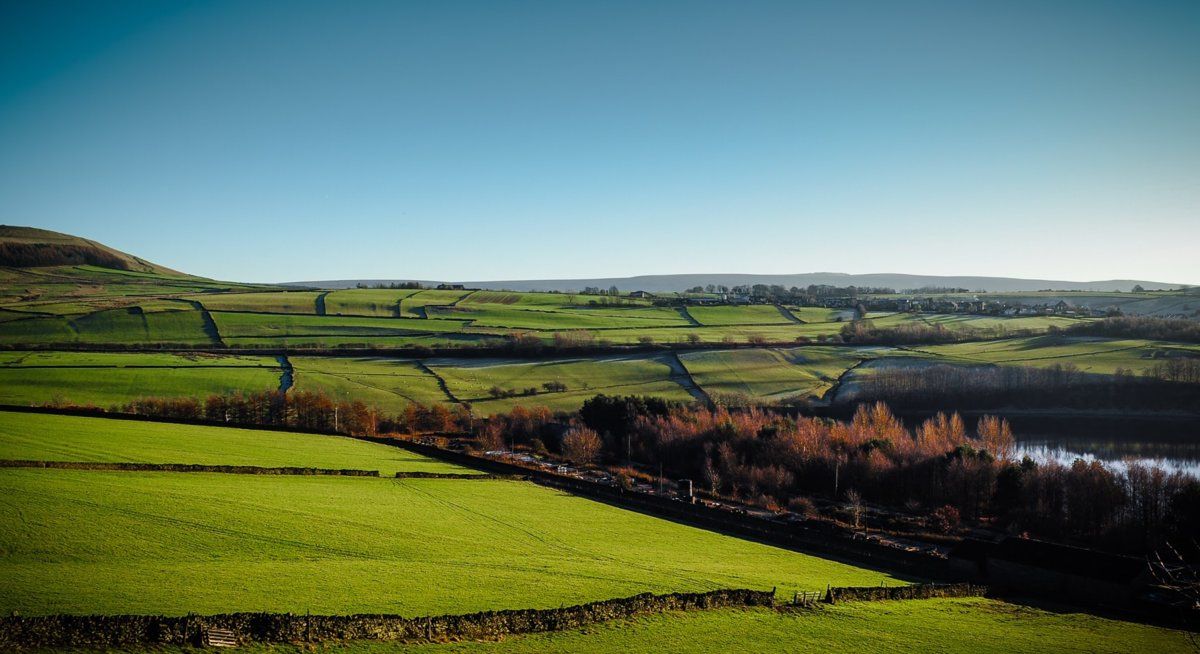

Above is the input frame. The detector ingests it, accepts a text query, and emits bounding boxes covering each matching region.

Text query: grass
[399,289,473,317]
[432,305,691,330]
[211,312,469,338]
[238,599,1190,654]
[290,356,452,412]
[0,410,466,475]
[0,307,216,346]
[687,305,796,326]
[428,354,697,412]
[0,469,899,616]
[0,351,281,407]
[910,336,1200,375]
[680,347,866,401]
[193,291,324,314]
[786,306,852,323]
[324,289,421,317]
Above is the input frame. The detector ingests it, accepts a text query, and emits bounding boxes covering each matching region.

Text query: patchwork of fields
[1,334,1193,414]
[0,272,1109,349]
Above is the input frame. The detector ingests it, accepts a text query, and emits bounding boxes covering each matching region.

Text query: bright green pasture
[919,314,1088,332]
[324,289,420,317]
[223,333,495,349]
[429,354,697,412]
[786,306,851,323]
[456,291,562,306]
[433,304,691,330]
[0,308,215,346]
[0,411,463,475]
[687,305,795,326]
[290,356,452,411]
[193,291,323,314]
[0,351,280,406]
[211,312,469,338]
[0,470,898,616]
[912,336,1200,375]
[299,599,1187,654]
[585,322,841,345]
[398,289,472,317]
[681,347,866,402]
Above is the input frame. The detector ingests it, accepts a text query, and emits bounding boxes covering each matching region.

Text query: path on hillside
[677,306,701,326]
[664,353,711,405]
[776,305,804,323]
[314,292,329,316]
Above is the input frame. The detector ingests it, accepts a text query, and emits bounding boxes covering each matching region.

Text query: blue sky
[1,0,1197,284]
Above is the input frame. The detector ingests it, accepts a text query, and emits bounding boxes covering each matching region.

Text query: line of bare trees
[1063,316,1200,343]
[116,390,471,436]
[45,388,1200,556]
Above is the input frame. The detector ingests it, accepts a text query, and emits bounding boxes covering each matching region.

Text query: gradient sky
[1,1,1197,284]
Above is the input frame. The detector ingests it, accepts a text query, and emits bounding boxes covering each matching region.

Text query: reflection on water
[1007,415,1200,476]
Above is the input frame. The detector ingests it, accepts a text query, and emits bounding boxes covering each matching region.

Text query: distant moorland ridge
[288,272,1188,293]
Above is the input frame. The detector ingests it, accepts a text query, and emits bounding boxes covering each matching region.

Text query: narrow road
[776,305,804,324]
[315,291,329,316]
[677,306,701,326]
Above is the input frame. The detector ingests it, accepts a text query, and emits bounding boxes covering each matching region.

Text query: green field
[249,599,1188,654]
[687,304,796,326]
[399,289,473,318]
[290,356,452,411]
[428,354,698,412]
[0,351,281,406]
[0,410,466,475]
[434,304,692,330]
[0,467,898,616]
[211,312,469,339]
[911,336,1200,375]
[0,306,216,346]
[193,291,324,314]
[324,289,421,317]
[680,347,867,402]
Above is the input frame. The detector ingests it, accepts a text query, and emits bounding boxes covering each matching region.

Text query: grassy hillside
[0,225,184,276]
[0,467,898,616]
[290,356,452,411]
[428,354,698,412]
[0,351,280,406]
[0,410,466,475]
[680,347,866,402]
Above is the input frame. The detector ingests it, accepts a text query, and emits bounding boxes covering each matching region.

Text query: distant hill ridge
[289,273,1188,294]
[0,226,184,276]
[0,226,1187,292]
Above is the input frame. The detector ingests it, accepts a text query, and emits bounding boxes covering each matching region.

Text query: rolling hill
[0,225,186,276]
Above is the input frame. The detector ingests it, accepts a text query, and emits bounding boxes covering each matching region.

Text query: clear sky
[1,1,1197,284]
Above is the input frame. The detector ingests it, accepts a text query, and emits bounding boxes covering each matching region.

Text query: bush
[930,505,961,533]
[788,496,817,517]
